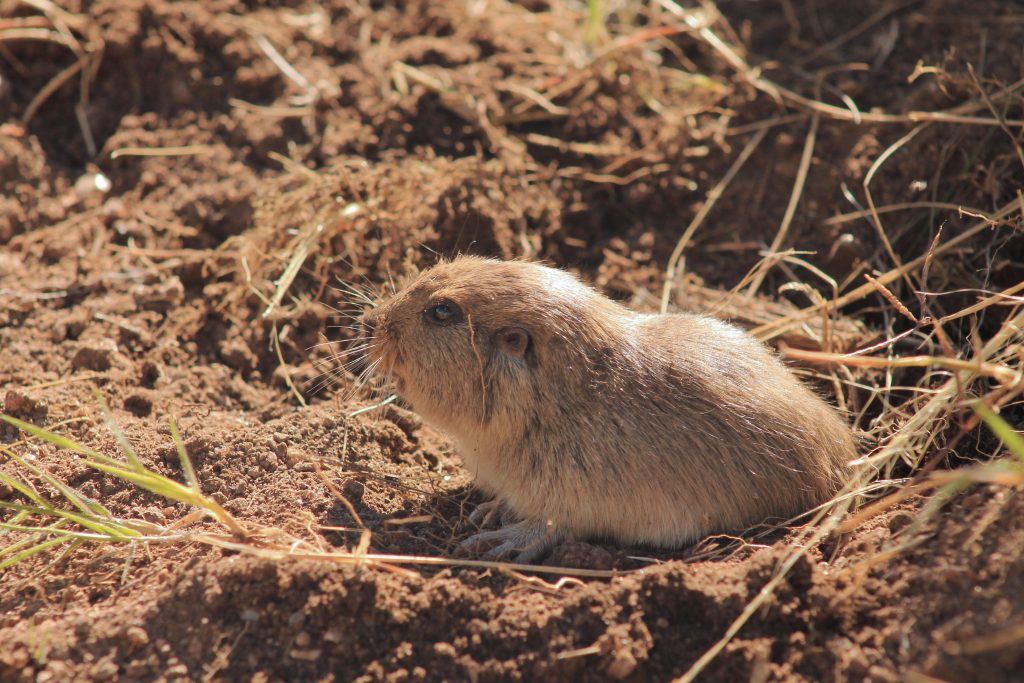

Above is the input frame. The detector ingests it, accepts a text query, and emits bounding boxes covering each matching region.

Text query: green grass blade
[974,401,1024,463]
[92,389,145,471]
[0,501,139,539]
[0,521,131,541]
[0,469,44,505]
[585,0,605,46]
[0,415,119,466]
[0,536,70,571]
[1,446,111,517]
[0,520,68,558]
[84,461,204,507]
[82,460,244,535]
[168,416,200,492]
[0,510,30,535]
[0,533,49,559]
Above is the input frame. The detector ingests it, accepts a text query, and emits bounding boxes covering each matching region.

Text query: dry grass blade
[824,201,976,226]
[657,0,1024,127]
[660,126,769,313]
[13,0,104,154]
[781,346,1020,386]
[855,405,1024,546]
[20,57,85,125]
[745,112,819,295]
[794,0,920,66]
[677,372,1024,683]
[967,64,1024,172]
[679,230,1024,681]
[675,481,857,682]
[863,124,927,282]
[196,537,624,579]
[263,203,362,320]
[860,307,1024,475]
[314,462,367,531]
[109,145,215,159]
[938,280,1024,324]
[752,195,1023,342]
[348,394,397,417]
[946,618,1024,656]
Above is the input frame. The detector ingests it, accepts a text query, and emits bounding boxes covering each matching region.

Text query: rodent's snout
[347,306,382,378]
[360,306,380,339]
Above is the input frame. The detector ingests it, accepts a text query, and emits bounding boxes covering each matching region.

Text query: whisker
[307,363,356,396]
[339,358,385,404]
[321,341,372,355]
[308,335,392,398]
[308,339,350,351]
[334,279,377,306]
[325,254,381,298]
[320,300,371,324]
[305,339,375,394]
[324,309,367,323]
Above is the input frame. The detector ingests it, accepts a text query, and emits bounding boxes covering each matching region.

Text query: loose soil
[2,1,1023,681]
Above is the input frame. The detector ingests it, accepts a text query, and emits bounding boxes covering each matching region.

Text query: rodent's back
[478,310,853,546]
[633,314,852,528]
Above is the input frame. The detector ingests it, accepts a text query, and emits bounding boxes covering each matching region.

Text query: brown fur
[362,257,856,561]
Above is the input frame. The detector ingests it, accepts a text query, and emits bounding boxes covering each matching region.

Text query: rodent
[359,256,856,562]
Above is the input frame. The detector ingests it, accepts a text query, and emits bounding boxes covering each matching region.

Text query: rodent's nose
[360,307,380,339]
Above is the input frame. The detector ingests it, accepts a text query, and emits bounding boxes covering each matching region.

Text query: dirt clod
[70,341,117,372]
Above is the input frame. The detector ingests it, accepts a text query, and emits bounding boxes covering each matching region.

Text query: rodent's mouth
[366,337,407,396]
[374,349,405,394]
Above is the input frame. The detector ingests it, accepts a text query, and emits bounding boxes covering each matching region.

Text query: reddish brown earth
[2,1,1023,681]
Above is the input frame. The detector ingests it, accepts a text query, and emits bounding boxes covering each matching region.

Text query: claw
[468,499,504,528]
[458,519,563,564]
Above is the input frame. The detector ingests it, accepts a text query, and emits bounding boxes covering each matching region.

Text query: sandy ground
[2,1,1023,681]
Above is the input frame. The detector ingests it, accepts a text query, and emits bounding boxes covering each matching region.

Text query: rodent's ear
[494,326,530,358]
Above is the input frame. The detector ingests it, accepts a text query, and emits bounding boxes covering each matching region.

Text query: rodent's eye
[424,301,460,325]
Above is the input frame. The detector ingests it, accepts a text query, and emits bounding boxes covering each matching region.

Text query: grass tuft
[0,409,249,571]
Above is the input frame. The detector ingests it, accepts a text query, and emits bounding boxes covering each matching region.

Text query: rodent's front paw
[458,520,561,564]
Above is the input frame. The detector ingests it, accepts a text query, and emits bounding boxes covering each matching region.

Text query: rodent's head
[361,256,622,436]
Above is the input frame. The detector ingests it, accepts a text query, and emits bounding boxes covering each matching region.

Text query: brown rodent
[360,256,856,562]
